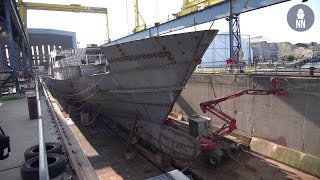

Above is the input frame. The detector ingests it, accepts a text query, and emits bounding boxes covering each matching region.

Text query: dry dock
[55,94,319,179]
[0,76,319,180]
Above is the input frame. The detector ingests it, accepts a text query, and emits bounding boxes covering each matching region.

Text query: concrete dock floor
[190,150,318,180]
[0,96,70,179]
[69,117,163,179]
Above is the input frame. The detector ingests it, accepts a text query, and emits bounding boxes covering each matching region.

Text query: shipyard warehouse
[0,0,319,179]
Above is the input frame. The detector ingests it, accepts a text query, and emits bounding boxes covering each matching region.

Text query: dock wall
[173,74,320,157]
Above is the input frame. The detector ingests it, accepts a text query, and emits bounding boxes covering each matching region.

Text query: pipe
[229,0,233,59]
[36,76,49,180]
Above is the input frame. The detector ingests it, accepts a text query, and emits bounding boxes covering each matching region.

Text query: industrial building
[251,41,279,62]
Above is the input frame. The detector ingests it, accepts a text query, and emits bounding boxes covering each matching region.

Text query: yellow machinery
[17,0,111,43]
[176,0,224,17]
[133,0,146,33]
[132,0,224,33]
[17,0,225,39]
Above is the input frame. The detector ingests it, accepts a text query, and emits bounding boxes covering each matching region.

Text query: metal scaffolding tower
[0,0,32,94]
[229,15,242,61]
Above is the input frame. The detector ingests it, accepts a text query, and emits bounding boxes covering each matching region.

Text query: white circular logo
[287,4,314,32]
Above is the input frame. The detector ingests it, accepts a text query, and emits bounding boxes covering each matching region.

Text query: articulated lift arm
[199,77,288,148]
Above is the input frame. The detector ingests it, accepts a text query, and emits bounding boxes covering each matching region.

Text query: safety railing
[194,66,320,77]
[35,74,49,180]
[194,60,320,75]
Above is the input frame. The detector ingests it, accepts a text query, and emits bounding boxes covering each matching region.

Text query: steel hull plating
[50,30,218,161]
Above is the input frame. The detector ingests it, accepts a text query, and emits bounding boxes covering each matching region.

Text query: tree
[287,54,295,62]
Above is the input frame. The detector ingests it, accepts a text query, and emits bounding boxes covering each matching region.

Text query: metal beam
[21,2,108,13]
[4,0,20,93]
[0,36,4,69]
[8,0,28,47]
[104,0,291,46]
[134,0,139,30]
[228,0,233,59]
[18,1,111,43]
[133,0,146,33]
[232,15,241,60]
[21,40,27,67]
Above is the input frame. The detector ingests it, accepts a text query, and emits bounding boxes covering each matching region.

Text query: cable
[85,106,102,127]
[74,101,88,111]
[64,88,99,103]
[0,165,21,172]
[54,85,91,97]
[139,11,146,25]
[73,102,88,117]
[53,74,105,97]
[208,20,215,30]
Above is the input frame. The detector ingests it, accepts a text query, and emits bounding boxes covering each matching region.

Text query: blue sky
[25,0,319,47]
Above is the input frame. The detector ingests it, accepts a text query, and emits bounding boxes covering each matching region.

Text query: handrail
[40,77,88,180]
[35,74,49,180]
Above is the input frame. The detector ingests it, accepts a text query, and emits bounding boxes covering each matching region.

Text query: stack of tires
[21,142,66,180]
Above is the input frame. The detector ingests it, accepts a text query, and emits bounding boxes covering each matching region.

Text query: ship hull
[50,30,218,161]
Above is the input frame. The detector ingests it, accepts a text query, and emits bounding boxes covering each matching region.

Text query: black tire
[24,142,63,161]
[209,149,224,167]
[21,153,66,180]
[221,148,231,160]
[209,154,220,167]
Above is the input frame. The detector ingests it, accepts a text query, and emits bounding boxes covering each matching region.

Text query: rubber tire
[209,149,223,167]
[209,154,219,167]
[221,148,231,160]
[21,153,66,180]
[24,142,63,161]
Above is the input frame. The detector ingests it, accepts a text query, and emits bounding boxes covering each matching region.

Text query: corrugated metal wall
[200,33,252,67]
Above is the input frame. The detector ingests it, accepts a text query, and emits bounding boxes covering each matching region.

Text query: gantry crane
[133,0,146,33]
[176,0,224,17]
[17,0,111,43]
